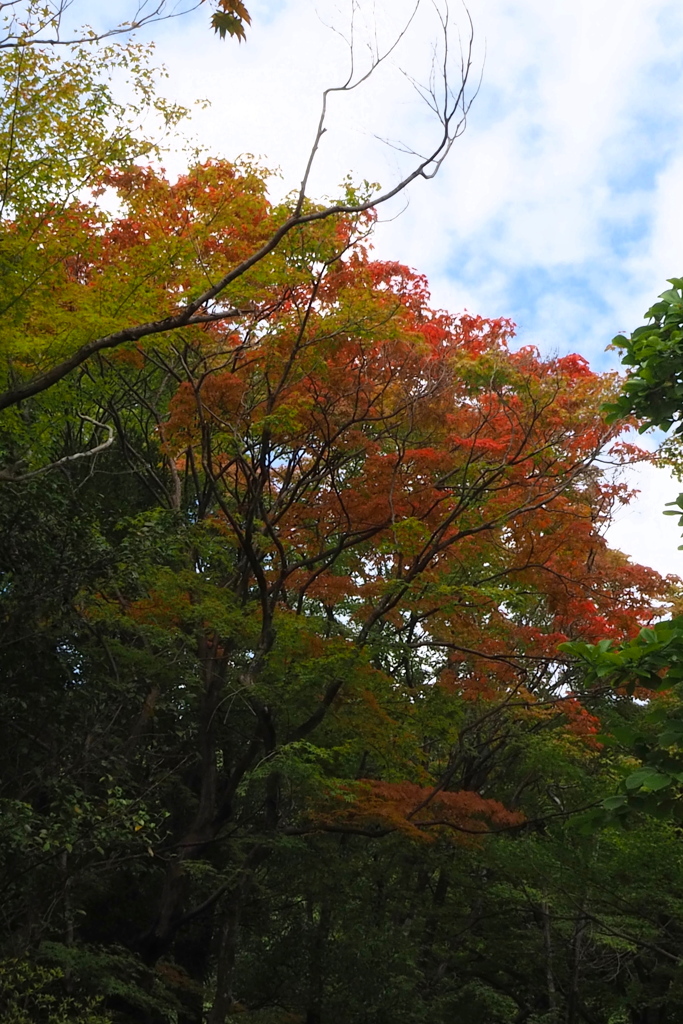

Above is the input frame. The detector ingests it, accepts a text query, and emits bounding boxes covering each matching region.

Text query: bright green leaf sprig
[560,618,683,693]
[561,620,683,811]
[606,278,683,434]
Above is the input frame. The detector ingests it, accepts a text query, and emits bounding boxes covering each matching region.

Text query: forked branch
[0,414,114,480]
[0,0,475,413]
[0,1,231,49]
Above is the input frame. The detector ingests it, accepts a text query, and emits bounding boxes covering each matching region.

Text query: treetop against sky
[4,0,683,575]
[23,0,683,578]
[74,0,683,364]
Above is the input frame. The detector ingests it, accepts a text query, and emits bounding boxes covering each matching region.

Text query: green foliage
[0,958,111,1024]
[561,624,683,813]
[561,618,683,692]
[38,944,183,1022]
[0,33,185,218]
[606,278,683,433]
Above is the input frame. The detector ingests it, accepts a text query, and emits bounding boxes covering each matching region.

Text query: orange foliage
[316,780,524,844]
[67,159,675,829]
[560,696,603,749]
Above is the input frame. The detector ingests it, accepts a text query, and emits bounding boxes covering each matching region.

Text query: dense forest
[6,4,683,1024]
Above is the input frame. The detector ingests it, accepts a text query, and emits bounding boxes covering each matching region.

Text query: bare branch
[0,1,206,49]
[0,414,114,480]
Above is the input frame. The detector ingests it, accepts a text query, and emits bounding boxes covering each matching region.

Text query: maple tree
[3,12,683,1024]
[1,147,677,1021]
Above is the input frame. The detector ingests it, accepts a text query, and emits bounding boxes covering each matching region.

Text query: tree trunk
[566,908,587,1024]
[207,894,242,1024]
[541,900,557,1017]
[306,901,331,1024]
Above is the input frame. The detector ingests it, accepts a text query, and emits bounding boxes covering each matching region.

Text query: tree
[606,277,683,436]
[0,0,475,420]
[561,281,683,814]
[1,146,675,1020]
[4,9,683,1024]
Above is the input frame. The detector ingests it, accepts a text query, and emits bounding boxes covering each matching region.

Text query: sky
[68,0,683,576]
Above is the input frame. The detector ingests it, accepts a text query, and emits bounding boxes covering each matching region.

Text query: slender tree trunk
[420,868,449,986]
[137,635,275,965]
[566,907,587,1024]
[541,900,557,1017]
[61,850,74,993]
[137,641,227,964]
[207,894,242,1024]
[207,845,271,1024]
[306,901,331,1024]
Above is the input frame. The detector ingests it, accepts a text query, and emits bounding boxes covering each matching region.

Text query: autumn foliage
[2,148,679,1022]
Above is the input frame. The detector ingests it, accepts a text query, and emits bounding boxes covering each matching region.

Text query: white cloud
[605,460,683,581]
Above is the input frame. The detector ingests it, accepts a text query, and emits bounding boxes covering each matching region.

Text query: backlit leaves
[210,0,252,41]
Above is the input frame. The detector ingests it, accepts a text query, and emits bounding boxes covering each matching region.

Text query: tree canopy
[4,11,683,1024]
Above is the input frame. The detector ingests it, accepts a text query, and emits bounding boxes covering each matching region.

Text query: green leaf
[602,795,628,810]
[624,768,671,791]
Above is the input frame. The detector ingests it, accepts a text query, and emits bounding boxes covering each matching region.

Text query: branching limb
[0,414,113,480]
[0,1,476,413]
[0,0,210,49]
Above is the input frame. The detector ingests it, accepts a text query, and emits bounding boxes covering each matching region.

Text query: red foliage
[316,780,524,844]
[73,160,675,833]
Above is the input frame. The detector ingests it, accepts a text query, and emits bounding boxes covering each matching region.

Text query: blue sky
[48,0,683,573]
